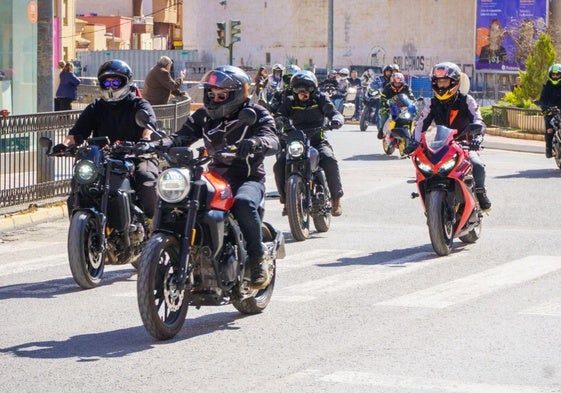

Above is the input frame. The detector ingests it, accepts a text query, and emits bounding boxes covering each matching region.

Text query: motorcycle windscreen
[425,125,455,152]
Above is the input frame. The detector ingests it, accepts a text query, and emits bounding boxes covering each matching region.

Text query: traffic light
[229,20,241,44]
[217,22,227,47]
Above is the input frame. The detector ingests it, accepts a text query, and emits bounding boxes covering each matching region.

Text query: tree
[502,32,556,107]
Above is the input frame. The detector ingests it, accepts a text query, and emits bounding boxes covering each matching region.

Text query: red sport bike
[408,124,484,256]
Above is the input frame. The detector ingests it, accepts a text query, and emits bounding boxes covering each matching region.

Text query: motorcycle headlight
[438,154,458,175]
[156,168,191,203]
[74,160,98,184]
[415,157,433,176]
[287,140,305,158]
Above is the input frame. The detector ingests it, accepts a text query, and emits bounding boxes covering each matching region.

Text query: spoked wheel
[137,233,188,340]
[68,211,104,289]
[359,107,372,132]
[231,224,276,314]
[286,175,310,241]
[426,190,454,256]
[312,174,331,233]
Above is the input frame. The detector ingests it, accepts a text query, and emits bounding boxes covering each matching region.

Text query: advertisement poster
[475,0,548,72]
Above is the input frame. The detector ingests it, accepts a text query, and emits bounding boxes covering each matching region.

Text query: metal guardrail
[0,98,191,212]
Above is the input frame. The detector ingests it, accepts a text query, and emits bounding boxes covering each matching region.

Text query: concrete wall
[182,0,476,74]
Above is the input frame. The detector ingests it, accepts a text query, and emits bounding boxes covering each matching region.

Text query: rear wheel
[137,233,188,340]
[68,211,104,289]
[286,175,310,241]
[359,107,372,131]
[231,225,275,314]
[312,173,331,233]
[426,190,454,256]
[553,137,561,169]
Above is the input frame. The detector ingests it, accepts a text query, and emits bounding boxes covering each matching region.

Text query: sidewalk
[0,128,545,234]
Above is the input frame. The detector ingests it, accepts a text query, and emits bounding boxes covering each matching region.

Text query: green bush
[480,105,492,125]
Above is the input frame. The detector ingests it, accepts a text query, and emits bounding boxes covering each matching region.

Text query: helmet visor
[199,70,241,90]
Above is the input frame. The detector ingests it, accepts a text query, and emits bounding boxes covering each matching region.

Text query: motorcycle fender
[309,147,320,172]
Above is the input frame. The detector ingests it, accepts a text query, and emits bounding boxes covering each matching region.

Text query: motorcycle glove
[469,135,483,151]
[52,143,68,154]
[237,137,260,159]
[403,140,419,155]
[329,119,343,129]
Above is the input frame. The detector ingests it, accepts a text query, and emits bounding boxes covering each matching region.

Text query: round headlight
[157,168,191,203]
[287,140,305,158]
[74,160,98,184]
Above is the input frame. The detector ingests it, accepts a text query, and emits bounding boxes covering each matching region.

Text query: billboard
[475,0,548,72]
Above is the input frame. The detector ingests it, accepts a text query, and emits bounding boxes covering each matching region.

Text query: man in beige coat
[142,56,186,105]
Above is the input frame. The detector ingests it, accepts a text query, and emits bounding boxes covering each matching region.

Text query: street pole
[327,0,333,70]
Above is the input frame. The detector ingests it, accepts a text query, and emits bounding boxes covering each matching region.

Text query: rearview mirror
[238,107,257,127]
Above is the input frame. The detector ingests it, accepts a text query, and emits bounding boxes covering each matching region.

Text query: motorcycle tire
[286,175,311,241]
[231,224,276,314]
[553,139,561,169]
[426,190,454,256]
[311,172,331,233]
[137,233,188,340]
[359,107,372,132]
[382,138,396,156]
[68,211,104,289]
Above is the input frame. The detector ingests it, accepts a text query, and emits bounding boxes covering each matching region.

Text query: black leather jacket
[174,102,279,184]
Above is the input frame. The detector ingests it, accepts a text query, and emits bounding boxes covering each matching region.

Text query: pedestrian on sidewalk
[142,56,186,105]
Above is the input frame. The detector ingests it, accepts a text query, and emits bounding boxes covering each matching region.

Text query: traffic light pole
[216,20,241,65]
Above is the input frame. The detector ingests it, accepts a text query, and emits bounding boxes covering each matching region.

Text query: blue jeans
[231,180,265,259]
[468,150,486,190]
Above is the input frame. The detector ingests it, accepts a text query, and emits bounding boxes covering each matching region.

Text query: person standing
[55,62,81,111]
[142,56,186,105]
[348,69,362,120]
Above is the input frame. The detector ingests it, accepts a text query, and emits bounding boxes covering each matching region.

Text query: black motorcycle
[359,83,381,132]
[136,108,285,340]
[543,106,561,169]
[281,124,332,241]
[39,132,155,289]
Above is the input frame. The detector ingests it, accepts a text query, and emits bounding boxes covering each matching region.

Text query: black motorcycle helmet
[282,64,302,86]
[290,70,318,93]
[97,59,133,103]
[201,65,250,120]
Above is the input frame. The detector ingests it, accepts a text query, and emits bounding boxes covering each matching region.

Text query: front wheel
[68,211,104,289]
[359,106,372,132]
[553,137,561,169]
[137,233,188,340]
[426,190,454,256]
[286,175,310,241]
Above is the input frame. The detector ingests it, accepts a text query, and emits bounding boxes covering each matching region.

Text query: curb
[0,204,68,235]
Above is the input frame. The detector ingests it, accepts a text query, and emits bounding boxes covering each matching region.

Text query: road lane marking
[377,256,561,309]
[276,251,438,302]
[319,370,552,393]
[0,253,68,276]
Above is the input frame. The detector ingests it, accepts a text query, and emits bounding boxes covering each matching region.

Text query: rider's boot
[475,188,492,210]
[249,254,268,289]
[331,198,343,216]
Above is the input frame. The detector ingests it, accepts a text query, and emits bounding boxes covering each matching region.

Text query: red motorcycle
[409,124,484,256]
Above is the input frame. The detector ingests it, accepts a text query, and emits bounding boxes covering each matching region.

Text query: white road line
[377,256,561,309]
[319,371,551,393]
[277,249,366,271]
[0,254,68,276]
[520,295,561,317]
[276,251,437,302]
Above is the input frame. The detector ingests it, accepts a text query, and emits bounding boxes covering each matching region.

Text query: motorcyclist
[265,63,285,102]
[53,59,159,218]
[406,61,491,210]
[335,68,351,113]
[378,72,416,139]
[274,70,345,216]
[267,64,301,114]
[379,64,399,89]
[171,65,280,288]
[538,63,561,158]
